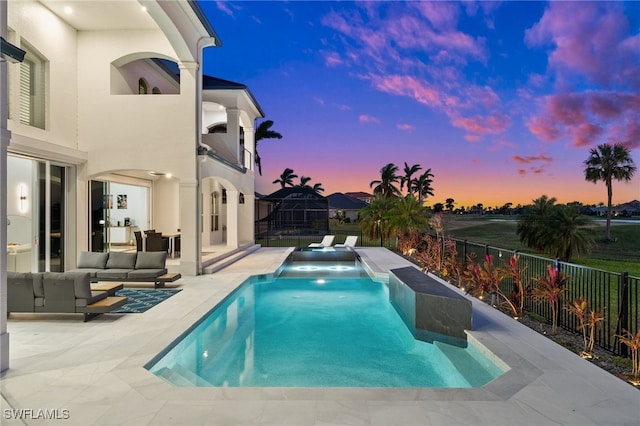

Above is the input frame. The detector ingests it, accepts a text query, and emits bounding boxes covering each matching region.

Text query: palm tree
[272,168,298,188]
[517,195,557,253]
[312,182,324,194]
[548,204,593,261]
[445,198,455,213]
[400,162,422,195]
[584,143,637,241]
[358,195,396,244]
[297,176,312,188]
[254,120,283,175]
[412,169,435,201]
[388,194,430,234]
[369,163,401,198]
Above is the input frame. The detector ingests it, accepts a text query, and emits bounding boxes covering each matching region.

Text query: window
[239,193,245,204]
[152,87,161,94]
[19,41,46,129]
[222,189,227,204]
[211,192,219,231]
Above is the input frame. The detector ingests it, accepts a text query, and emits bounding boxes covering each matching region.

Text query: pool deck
[1,247,638,425]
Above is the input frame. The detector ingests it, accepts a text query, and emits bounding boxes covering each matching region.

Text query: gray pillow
[135,251,166,269]
[106,252,137,269]
[77,252,108,269]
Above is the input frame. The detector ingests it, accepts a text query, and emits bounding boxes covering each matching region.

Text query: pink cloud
[367,74,449,108]
[313,97,326,107]
[397,123,415,132]
[526,2,640,89]
[215,0,235,17]
[528,92,640,148]
[323,51,343,67]
[359,114,381,124]
[512,154,553,165]
[451,112,510,139]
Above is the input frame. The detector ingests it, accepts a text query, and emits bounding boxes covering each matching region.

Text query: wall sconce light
[18,183,28,213]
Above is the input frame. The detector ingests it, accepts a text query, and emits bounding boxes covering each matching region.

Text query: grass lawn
[440,215,640,277]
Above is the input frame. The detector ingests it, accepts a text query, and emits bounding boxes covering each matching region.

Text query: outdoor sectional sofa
[7,271,128,321]
[67,251,181,288]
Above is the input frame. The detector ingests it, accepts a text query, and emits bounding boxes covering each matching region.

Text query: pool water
[148,263,507,387]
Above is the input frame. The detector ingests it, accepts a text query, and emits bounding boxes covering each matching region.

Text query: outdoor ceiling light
[148,171,171,178]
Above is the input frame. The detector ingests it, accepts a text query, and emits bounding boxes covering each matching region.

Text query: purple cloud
[525,2,640,89]
[528,92,640,148]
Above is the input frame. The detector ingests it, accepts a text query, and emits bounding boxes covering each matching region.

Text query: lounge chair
[335,235,358,248]
[308,235,335,248]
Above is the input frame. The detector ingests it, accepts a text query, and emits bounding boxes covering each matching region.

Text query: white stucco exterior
[0,0,263,372]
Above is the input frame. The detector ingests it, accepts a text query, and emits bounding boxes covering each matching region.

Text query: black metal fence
[257,229,638,357]
[451,238,639,357]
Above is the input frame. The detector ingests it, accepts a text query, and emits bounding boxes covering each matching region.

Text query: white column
[1,0,11,372]
[226,190,239,249]
[240,192,255,244]
[226,108,240,165]
[179,179,200,275]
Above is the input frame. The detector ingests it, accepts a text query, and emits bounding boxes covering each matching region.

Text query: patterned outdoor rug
[113,289,182,313]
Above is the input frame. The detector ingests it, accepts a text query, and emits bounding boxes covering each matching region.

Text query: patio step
[202,243,261,274]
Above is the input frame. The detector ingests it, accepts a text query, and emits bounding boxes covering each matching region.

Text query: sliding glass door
[7,155,68,272]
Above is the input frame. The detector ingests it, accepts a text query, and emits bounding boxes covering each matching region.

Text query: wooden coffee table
[91,282,124,296]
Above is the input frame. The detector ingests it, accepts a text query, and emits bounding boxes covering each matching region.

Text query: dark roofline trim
[202,75,265,118]
[188,0,222,46]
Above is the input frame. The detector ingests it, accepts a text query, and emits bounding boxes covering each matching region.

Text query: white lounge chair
[335,235,358,248]
[308,235,335,248]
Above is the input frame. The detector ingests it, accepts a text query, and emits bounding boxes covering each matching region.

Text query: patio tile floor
[1,247,638,425]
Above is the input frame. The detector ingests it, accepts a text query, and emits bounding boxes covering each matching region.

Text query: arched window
[138,78,148,94]
[152,87,161,94]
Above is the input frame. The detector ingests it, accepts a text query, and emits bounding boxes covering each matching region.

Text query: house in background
[328,192,369,222]
[344,191,373,204]
[255,187,329,237]
[1,0,263,370]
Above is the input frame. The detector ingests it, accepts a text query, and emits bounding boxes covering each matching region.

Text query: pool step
[154,364,214,387]
[434,341,495,387]
[202,243,261,274]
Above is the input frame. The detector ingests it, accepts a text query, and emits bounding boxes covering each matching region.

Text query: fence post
[616,272,629,357]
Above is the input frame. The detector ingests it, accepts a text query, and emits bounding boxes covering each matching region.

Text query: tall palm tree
[369,163,401,198]
[412,169,435,201]
[584,143,637,241]
[254,120,283,175]
[400,162,422,195]
[272,168,298,188]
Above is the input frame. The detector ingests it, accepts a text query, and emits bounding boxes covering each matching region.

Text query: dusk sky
[199,1,640,208]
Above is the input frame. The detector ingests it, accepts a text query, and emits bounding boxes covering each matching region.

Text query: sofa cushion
[32,273,45,298]
[96,269,133,280]
[7,272,36,312]
[67,268,102,278]
[135,251,166,270]
[127,268,167,279]
[44,272,93,300]
[106,252,137,270]
[77,252,109,269]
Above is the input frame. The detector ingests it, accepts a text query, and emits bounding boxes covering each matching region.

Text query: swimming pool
[147,261,508,387]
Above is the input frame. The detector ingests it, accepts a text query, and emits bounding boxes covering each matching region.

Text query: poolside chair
[335,235,358,248]
[308,235,335,248]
